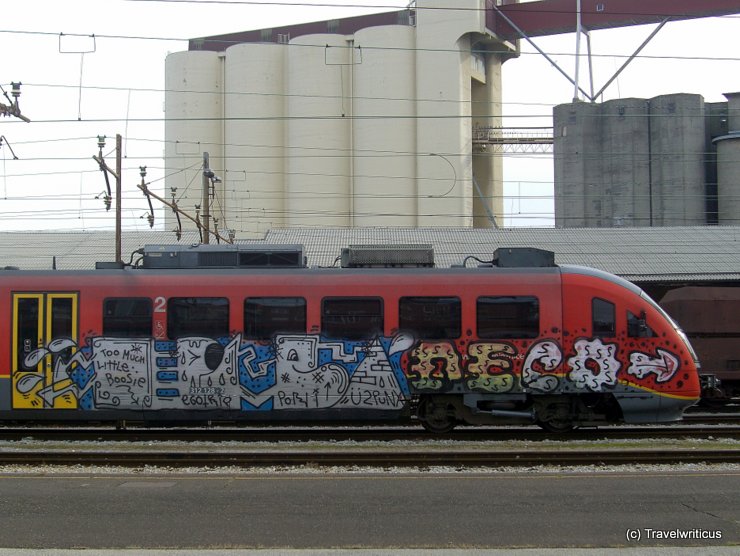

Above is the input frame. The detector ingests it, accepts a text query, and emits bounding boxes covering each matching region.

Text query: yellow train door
[12,292,79,409]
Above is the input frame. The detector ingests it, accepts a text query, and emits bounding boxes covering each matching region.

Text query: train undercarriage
[415,393,630,433]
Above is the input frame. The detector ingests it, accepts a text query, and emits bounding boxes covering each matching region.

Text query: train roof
[0,226,739,285]
[0,263,565,279]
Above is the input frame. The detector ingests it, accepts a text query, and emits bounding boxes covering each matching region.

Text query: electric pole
[135,151,230,245]
[202,152,211,244]
[115,134,122,263]
[93,134,122,264]
[137,177,233,245]
[202,152,217,245]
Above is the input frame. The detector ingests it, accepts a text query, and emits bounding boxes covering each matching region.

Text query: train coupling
[700,374,724,399]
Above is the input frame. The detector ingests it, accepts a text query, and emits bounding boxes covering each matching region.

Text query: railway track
[0,424,739,442]
[2,424,738,468]
[0,448,738,468]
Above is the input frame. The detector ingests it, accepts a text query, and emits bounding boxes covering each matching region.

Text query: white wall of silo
[352,25,416,227]
[286,34,351,227]
[471,52,504,228]
[164,51,224,232]
[163,0,513,236]
[415,0,485,227]
[224,43,286,237]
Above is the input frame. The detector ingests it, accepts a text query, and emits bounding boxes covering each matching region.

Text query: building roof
[2,226,740,285]
[0,230,203,271]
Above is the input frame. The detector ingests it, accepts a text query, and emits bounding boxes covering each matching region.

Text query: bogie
[418,397,458,433]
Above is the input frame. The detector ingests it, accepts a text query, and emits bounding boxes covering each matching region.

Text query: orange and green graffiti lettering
[406,341,462,391]
[466,342,517,393]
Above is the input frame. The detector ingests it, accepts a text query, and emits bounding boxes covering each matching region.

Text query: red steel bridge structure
[491,0,740,39]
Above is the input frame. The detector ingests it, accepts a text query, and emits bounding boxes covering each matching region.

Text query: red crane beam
[492,0,740,40]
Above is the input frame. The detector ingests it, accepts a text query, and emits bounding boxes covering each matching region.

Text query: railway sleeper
[417,393,623,433]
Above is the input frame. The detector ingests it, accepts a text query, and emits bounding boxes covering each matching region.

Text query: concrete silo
[716,92,740,225]
[164,51,224,229]
[352,25,416,227]
[553,102,601,227]
[601,98,650,227]
[285,34,351,227]
[164,1,519,235]
[554,93,714,228]
[224,43,286,236]
[649,94,706,226]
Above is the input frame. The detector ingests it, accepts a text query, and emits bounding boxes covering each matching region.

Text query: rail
[0,425,739,443]
[1,448,738,467]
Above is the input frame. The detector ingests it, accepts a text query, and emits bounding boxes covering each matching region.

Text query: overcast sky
[1,0,737,232]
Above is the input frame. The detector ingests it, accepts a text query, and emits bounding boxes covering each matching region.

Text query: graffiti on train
[403,337,682,394]
[12,334,412,411]
[11,333,683,410]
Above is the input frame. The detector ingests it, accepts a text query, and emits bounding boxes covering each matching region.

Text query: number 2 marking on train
[154,296,166,313]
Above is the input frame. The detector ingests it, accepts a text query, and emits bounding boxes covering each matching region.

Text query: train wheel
[419,398,457,433]
[534,397,577,433]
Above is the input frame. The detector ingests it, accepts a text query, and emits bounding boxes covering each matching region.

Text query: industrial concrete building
[164,0,519,238]
[715,92,740,224]
[164,0,740,237]
[553,92,739,228]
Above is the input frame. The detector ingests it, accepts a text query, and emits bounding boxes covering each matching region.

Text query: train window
[103,298,152,337]
[51,297,74,339]
[399,296,461,339]
[477,296,539,339]
[321,297,384,340]
[15,297,40,371]
[627,310,656,338]
[592,298,616,337]
[244,297,306,340]
[50,297,75,363]
[167,297,229,339]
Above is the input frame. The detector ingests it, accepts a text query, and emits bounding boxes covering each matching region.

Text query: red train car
[0,245,700,432]
[660,286,740,402]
